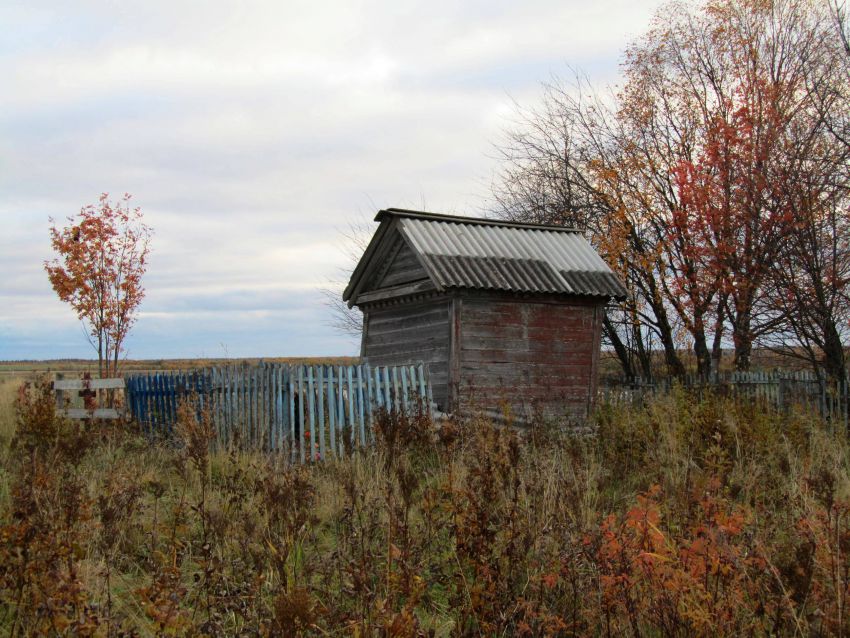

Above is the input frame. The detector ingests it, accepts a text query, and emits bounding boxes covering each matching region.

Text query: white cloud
[0,0,666,359]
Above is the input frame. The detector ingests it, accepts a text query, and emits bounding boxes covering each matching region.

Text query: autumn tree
[493,77,678,379]
[672,86,798,371]
[493,0,847,377]
[45,193,152,378]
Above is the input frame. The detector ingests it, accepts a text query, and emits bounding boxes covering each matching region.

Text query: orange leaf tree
[45,193,152,378]
[493,0,849,378]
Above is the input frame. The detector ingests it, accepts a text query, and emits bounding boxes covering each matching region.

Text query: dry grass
[0,375,21,446]
[0,375,25,515]
[1,379,850,635]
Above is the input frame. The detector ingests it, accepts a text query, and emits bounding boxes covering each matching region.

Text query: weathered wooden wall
[362,299,451,410]
[373,240,429,288]
[453,295,603,422]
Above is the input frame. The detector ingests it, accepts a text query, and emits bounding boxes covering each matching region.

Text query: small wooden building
[343,209,627,422]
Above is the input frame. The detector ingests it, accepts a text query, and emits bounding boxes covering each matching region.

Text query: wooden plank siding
[455,297,602,422]
[361,299,451,410]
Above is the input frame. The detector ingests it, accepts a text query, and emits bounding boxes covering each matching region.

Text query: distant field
[2,349,813,381]
[0,356,359,378]
[597,347,815,380]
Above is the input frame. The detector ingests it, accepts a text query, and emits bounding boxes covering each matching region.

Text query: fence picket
[158,374,168,430]
[274,365,282,452]
[307,366,316,462]
[401,366,409,409]
[336,366,345,456]
[342,366,351,447]
[142,374,151,430]
[325,367,334,457]
[366,365,375,443]
[383,366,392,411]
[317,366,326,460]
[252,366,259,447]
[416,364,426,408]
[356,364,366,446]
[392,367,400,409]
[288,367,295,462]
[424,363,433,410]
[239,366,246,444]
[372,366,381,410]
[257,363,264,448]
[297,366,306,464]
[264,364,270,447]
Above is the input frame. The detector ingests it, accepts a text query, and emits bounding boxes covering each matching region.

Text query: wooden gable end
[377,239,429,288]
[360,233,430,296]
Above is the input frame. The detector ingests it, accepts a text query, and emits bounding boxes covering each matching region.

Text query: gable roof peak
[377,208,582,233]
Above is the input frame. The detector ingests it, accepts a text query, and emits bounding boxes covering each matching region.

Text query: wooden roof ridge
[376,208,583,233]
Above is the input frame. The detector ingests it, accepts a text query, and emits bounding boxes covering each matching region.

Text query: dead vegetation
[1,376,850,635]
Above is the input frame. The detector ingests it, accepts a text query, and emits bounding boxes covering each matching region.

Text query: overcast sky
[1,0,665,361]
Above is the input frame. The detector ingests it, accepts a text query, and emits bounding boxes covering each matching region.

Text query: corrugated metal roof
[394,216,627,299]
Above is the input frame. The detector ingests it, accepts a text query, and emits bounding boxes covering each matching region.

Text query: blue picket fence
[125,361,433,459]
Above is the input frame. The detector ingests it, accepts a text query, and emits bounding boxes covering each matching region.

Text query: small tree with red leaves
[45,193,151,378]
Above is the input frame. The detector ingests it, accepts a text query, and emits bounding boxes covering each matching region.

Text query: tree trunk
[692,312,712,378]
[732,310,752,372]
[822,319,846,384]
[603,315,635,379]
[693,334,711,378]
[711,308,724,376]
[640,275,685,378]
[653,305,686,377]
[631,320,653,379]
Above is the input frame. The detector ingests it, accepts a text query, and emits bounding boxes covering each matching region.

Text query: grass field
[1,372,850,635]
